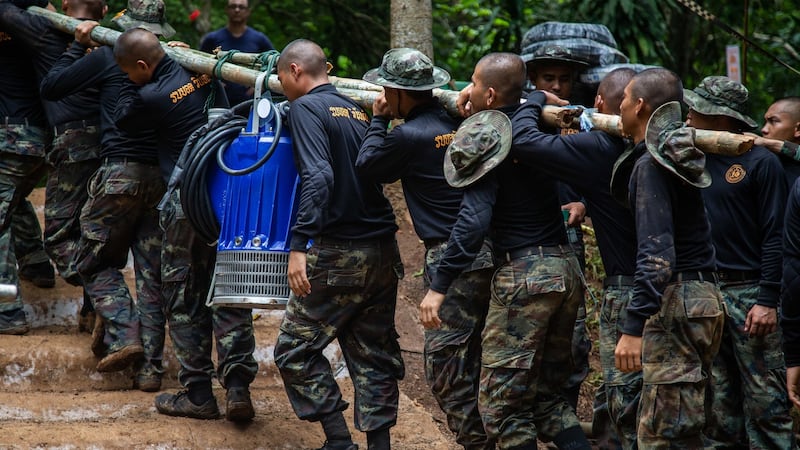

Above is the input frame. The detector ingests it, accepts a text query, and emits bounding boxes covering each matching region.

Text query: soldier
[781,178,800,410]
[420,52,590,450]
[613,68,724,449]
[114,27,257,421]
[511,67,640,448]
[273,39,404,450]
[520,43,591,416]
[683,76,795,449]
[0,20,49,334]
[39,1,170,388]
[0,0,107,337]
[356,48,492,449]
[0,0,104,294]
[755,96,800,185]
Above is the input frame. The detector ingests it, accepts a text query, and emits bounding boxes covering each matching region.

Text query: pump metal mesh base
[212,250,290,309]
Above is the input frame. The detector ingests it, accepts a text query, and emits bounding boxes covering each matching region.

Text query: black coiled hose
[175,101,252,244]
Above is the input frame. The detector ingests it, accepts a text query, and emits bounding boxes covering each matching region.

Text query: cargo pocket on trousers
[641,363,704,439]
[526,274,566,296]
[327,270,366,288]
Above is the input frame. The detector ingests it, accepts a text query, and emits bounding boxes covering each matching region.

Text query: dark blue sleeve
[287,99,333,251]
[782,179,800,366]
[114,79,153,133]
[623,157,676,336]
[40,41,106,100]
[754,152,787,307]
[356,116,410,183]
[429,173,496,293]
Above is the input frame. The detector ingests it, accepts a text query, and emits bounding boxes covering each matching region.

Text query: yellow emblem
[725,164,746,183]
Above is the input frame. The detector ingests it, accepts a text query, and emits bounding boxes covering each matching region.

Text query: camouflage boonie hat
[444,110,512,188]
[113,0,176,39]
[521,44,589,68]
[645,101,711,188]
[683,75,757,129]
[363,48,450,91]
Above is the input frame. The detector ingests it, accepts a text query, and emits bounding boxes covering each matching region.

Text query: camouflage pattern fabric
[274,238,405,432]
[683,76,757,129]
[423,241,493,449]
[704,281,795,449]
[160,190,257,387]
[598,284,641,450]
[0,125,48,315]
[362,47,450,90]
[76,161,165,373]
[45,128,101,285]
[479,250,584,447]
[637,280,724,449]
[0,124,49,158]
[12,199,50,268]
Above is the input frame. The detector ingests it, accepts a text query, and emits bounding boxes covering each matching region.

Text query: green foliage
[47,0,800,116]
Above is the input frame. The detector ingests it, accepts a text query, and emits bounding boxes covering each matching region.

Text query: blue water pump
[206,74,299,309]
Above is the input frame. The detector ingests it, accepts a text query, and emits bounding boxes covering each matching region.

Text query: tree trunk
[390,0,433,59]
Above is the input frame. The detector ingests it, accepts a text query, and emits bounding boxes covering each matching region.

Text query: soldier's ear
[794,121,800,140]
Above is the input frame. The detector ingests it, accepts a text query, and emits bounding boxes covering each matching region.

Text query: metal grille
[212,250,290,309]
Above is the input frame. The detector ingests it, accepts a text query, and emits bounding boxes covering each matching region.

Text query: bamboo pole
[583,112,754,156]
[28,7,754,156]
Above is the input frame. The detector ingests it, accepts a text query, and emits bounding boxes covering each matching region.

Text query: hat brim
[113,14,176,39]
[362,66,450,90]
[646,101,711,188]
[522,55,589,69]
[683,89,757,129]
[444,110,512,188]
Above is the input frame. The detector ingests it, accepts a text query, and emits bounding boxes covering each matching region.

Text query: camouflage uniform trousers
[479,248,584,448]
[598,283,641,450]
[274,236,405,432]
[638,279,724,449]
[423,241,493,450]
[0,124,48,315]
[44,127,101,285]
[12,198,50,268]
[160,190,257,387]
[704,281,795,449]
[75,160,165,375]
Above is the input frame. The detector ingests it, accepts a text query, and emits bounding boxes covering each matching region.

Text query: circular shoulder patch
[725,164,746,183]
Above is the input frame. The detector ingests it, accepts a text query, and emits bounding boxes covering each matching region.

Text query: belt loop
[4,116,8,127]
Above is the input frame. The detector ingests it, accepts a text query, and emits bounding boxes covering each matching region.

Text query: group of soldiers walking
[3,0,800,448]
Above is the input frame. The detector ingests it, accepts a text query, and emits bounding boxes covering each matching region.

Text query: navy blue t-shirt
[199,27,274,106]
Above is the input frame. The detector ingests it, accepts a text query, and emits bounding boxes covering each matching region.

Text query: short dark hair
[476,52,526,103]
[774,96,800,121]
[629,68,683,112]
[113,28,164,66]
[597,68,635,114]
[278,39,327,77]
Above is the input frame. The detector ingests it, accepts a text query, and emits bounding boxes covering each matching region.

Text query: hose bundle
[170,101,250,244]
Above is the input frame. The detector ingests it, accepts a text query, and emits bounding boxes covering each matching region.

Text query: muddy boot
[96,343,144,372]
[18,261,55,289]
[317,412,356,450]
[90,316,106,357]
[77,289,95,334]
[367,428,390,450]
[0,308,30,335]
[155,381,220,420]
